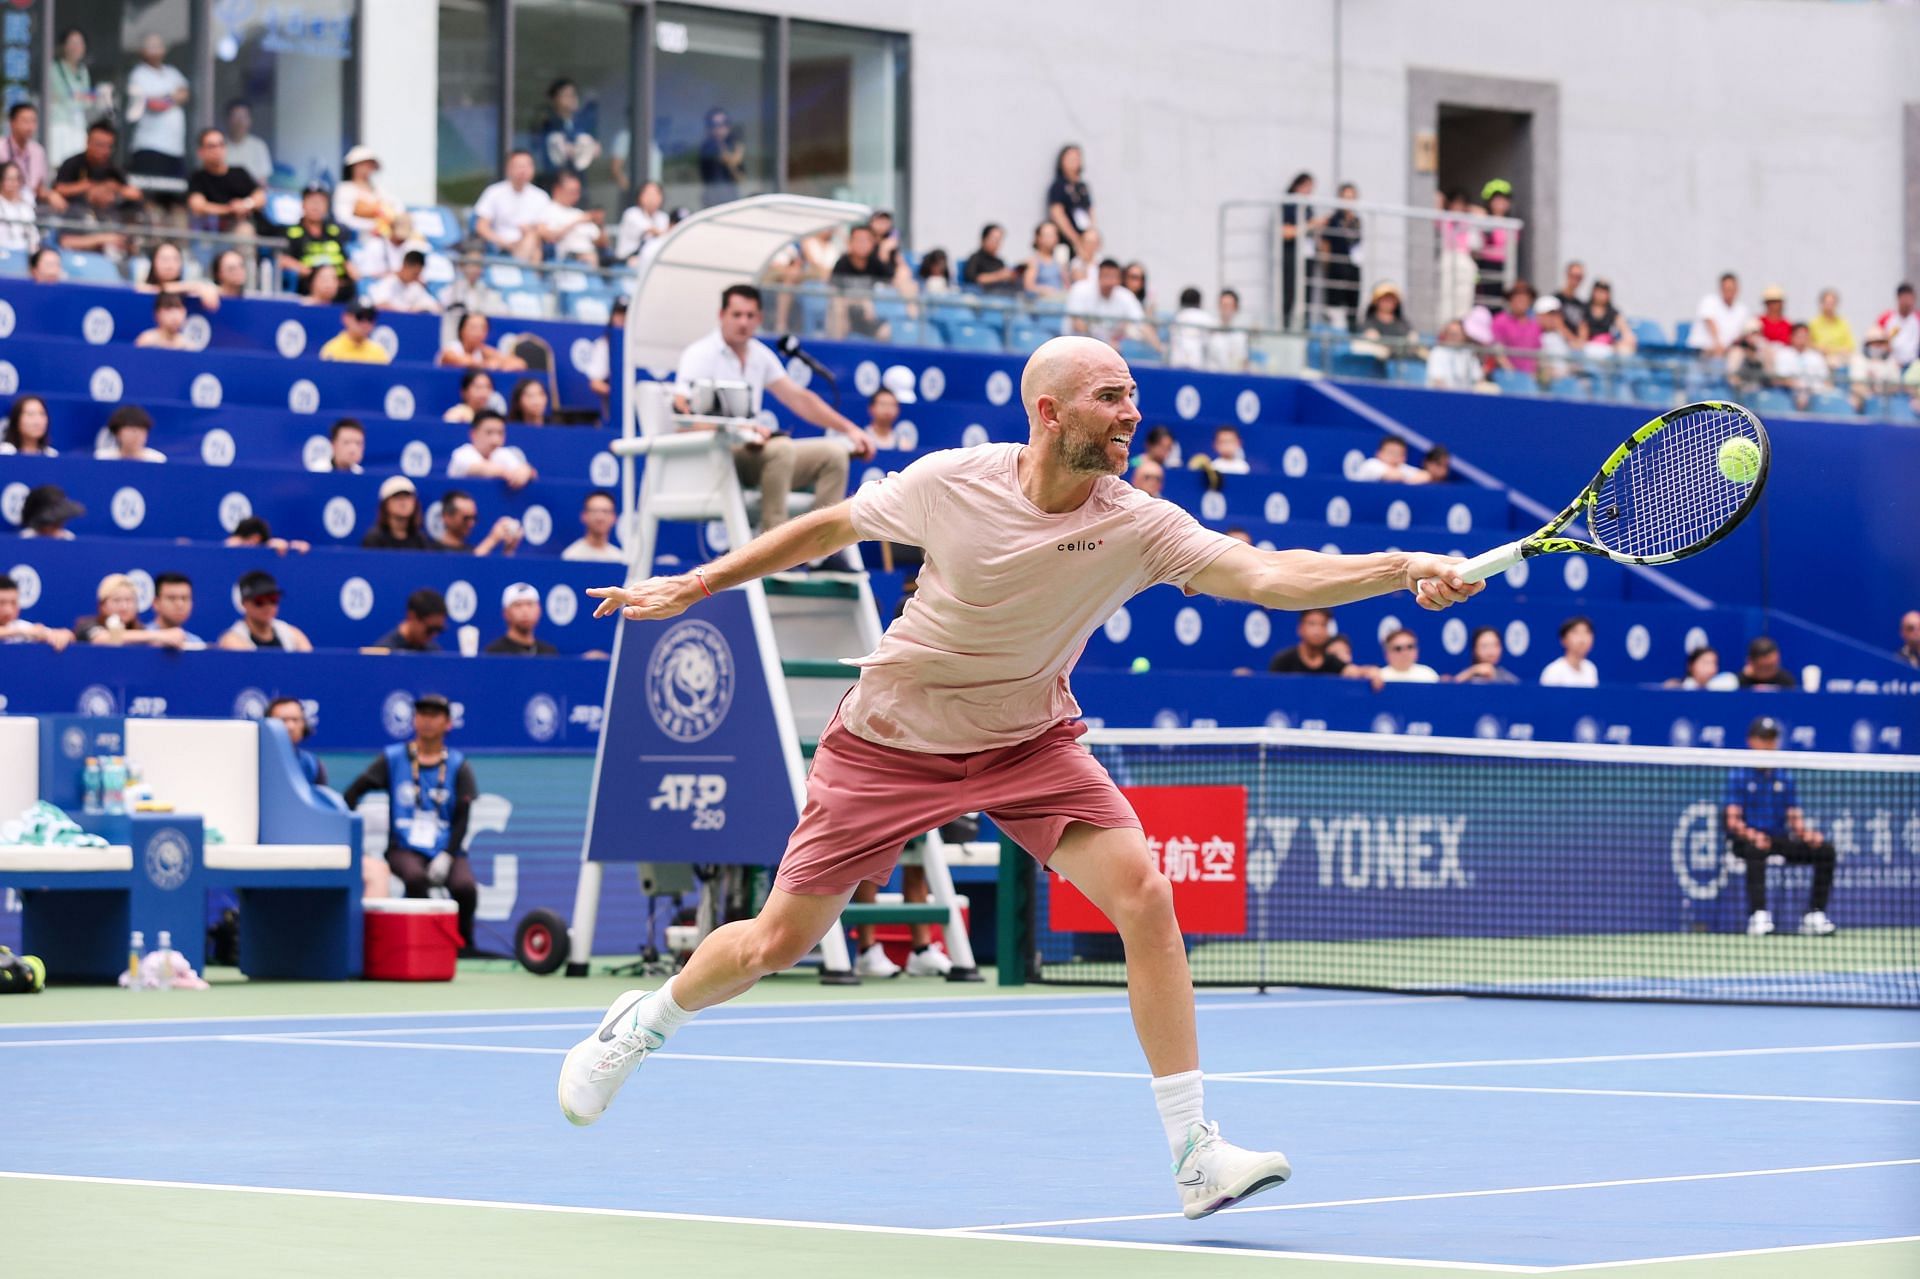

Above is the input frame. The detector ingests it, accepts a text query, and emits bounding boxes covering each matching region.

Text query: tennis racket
[1444,400,1770,584]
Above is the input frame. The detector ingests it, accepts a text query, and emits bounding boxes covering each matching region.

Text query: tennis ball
[1130,656,1152,674]
[1718,437,1760,484]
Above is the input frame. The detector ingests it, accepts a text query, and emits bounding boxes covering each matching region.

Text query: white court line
[209,1036,1920,1105]
[947,1158,1920,1234]
[1543,1233,1920,1273]
[1210,1040,1920,1078]
[0,1170,1539,1273]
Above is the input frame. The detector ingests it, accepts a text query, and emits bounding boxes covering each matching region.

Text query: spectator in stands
[1168,288,1216,369]
[914,248,952,295]
[226,515,310,555]
[367,250,441,314]
[186,128,263,235]
[1897,611,1920,668]
[1533,296,1576,382]
[1471,179,1516,308]
[1130,457,1165,497]
[483,582,558,655]
[1134,424,1181,470]
[1,394,54,456]
[1210,289,1250,373]
[1377,628,1438,683]
[352,211,429,281]
[1539,616,1599,687]
[1354,436,1427,484]
[437,489,522,557]
[1206,426,1250,476]
[320,303,392,364]
[371,589,449,652]
[539,79,600,184]
[148,572,206,648]
[342,691,482,950]
[1025,221,1068,299]
[1489,279,1542,375]
[0,162,36,251]
[614,180,668,264]
[1314,184,1363,321]
[1581,279,1637,356]
[1426,319,1482,390]
[1738,636,1796,690]
[362,476,432,550]
[1,103,57,212]
[1756,285,1791,345]
[1877,283,1919,368]
[212,248,251,300]
[1689,271,1752,367]
[1046,144,1101,267]
[1421,445,1454,484]
[584,298,627,408]
[28,245,64,283]
[474,150,552,264]
[218,570,315,652]
[1727,328,1772,399]
[1770,323,1831,411]
[1268,608,1346,675]
[74,573,189,648]
[96,405,165,462]
[443,248,507,316]
[335,146,401,239]
[507,379,551,426]
[1670,644,1737,691]
[443,371,497,425]
[864,385,909,451]
[829,223,909,338]
[135,291,192,349]
[1452,625,1518,684]
[540,171,605,264]
[699,108,746,206]
[328,418,365,474]
[1552,261,1590,344]
[0,573,75,650]
[1278,172,1314,324]
[1353,281,1414,345]
[1725,715,1835,938]
[1434,189,1479,324]
[140,239,222,309]
[963,223,1020,294]
[45,28,108,169]
[449,410,538,489]
[265,696,326,788]
[1122,262,1155,314]
[439,310,527,371]
[1849,328,1904,412]
[564,490,626,563]
[279,183,353,294]
[672,284,878,536]
[869,210,905,275]
[305,262,345,308]
[125,33,190,207]
[52,121,140,255]
[1808,289,1854,368]
[1065,259,1151,349]
[224,101,272,187]
[19,485,82,539]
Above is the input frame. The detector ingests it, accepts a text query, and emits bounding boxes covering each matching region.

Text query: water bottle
[155,930,174,990]
[82,758,103,815]
[127,930,144,990]
[103,756,127,816]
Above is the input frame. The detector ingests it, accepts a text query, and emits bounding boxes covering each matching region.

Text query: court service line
[213,1037,1920,1105]
[1210,1040,1920,1078]
[945,1158,1920,1233]
[1541,1232,1920,1272]
[0,1171,1541,1273]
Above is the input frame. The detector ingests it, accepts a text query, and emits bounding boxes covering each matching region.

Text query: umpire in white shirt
[673,284,878,533]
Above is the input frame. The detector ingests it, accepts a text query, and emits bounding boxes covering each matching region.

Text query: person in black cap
[343,692,482,950]
[1723,715,1836,937]
[18,485,85,539]
[217,569,314,651]
[370,588,448,652]
[319,302,392,364]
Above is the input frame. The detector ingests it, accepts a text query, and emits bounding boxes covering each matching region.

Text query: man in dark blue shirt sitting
[1723,716,1836,937]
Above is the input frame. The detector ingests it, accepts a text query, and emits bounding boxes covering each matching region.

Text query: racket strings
[1589,407,1760,559]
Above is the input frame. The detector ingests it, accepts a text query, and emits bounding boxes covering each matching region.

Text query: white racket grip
[1455,541,1526,584]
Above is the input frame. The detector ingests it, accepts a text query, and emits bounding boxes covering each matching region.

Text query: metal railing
[18,215,290,294]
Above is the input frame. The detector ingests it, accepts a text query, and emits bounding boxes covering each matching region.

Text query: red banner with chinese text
[1047,786,1247,935]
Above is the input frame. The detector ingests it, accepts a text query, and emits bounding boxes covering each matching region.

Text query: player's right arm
[589,503,861,621]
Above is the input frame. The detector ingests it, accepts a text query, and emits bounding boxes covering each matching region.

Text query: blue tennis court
[6,986,1917,1274]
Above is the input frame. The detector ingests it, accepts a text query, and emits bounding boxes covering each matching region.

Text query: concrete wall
[358,0,440,208]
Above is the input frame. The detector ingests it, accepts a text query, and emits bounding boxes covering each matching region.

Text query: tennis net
[1001,727,1920,1007]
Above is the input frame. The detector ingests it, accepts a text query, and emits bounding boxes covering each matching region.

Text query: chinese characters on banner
[2,5,36,114]
[1048,785,1247,935]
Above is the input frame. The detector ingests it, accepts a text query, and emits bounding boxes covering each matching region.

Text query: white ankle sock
[1150,1070,1206,1157]
[634,977,695,1040]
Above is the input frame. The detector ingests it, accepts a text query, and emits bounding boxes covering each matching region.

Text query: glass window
[211,1,358,191]
[50,2,194,176]
[509,0,636,212]
[437,0,500,206]
[786,22,908,225]
[654,5,774,212]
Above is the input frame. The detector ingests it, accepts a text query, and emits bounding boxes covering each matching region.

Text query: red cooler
[363,898,462,981]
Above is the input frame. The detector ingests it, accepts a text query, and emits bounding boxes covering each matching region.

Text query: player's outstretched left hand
[588,577,696,622]
[1405,554,1484,611]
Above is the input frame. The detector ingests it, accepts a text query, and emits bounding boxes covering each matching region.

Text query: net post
[996,834,1034,986]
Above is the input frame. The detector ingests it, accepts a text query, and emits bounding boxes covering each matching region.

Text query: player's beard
[1061,420,1127,476]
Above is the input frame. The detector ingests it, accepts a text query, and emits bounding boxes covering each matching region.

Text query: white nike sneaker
[1173,1121,1292,1220]
[1800,910,1837,936]
[855,943,902,978]
[557,988,666,1127]
[905,943,954,977]
[1747,909,1775,937]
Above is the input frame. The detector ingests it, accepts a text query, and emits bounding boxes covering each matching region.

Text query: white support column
[357,0,439,207]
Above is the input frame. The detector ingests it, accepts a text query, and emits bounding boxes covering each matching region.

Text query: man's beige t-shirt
[842,443,1239,753]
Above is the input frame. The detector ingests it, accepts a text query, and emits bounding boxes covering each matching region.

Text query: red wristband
[693,568,713,597]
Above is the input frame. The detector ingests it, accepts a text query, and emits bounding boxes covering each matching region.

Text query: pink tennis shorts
[774,712,1141,895]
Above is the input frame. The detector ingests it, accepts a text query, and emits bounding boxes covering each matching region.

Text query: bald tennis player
[559,335,1482,1218]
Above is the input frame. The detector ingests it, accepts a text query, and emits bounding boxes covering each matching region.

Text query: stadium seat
[264,192,303,228]
[0,246,27,277]
[1629,318,1668,348]
[1389,359,1425,385]
[942,321,1004,354]
[1548,377,1594,401]
[1751,388,1794,416]
[60,250,124,285]
[408,205,464,250]
[889,317,942,348]
[1492,369,1535,395]
[1809,391,1853,417]
[1672,320,1692,347]
[1330,351,1386,380]
[1007,324,1054,355]
[1117,338,1161,365]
